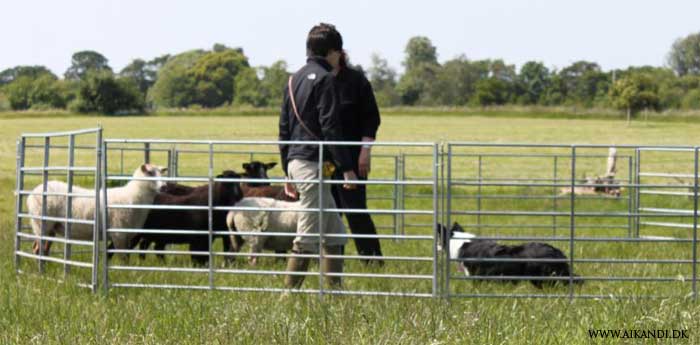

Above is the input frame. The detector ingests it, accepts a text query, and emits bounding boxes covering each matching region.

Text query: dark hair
[306,23,343,57]
[339,50,349,69]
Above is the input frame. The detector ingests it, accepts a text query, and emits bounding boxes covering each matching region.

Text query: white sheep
[226,197,300,265]
[26,164,165,255]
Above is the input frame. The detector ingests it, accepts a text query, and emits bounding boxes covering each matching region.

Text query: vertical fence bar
[569,146,576,300]
[553,156,558,237]
[92,129,102,293]
[102,141,110,294]
[39,137,51,273]
[208,143,215,290]
[627,156,633,238]
[400,153,406,237]
[120,148,124,176]
[167,147,173,178]
[439,146,446,297]
[476,155,482,229]
[144,142,151,164]
[14,138,26,272]
[432,144,439,298]
[64,134,75,277]
[692,147,698,301]
[445,144,452,300]
[393,156,399,240]
[634,148,641,237]
[173,151,179,177]
[318,143,325,300]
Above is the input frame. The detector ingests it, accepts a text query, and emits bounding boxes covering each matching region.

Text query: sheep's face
[242,161,277,187]
[217,170,244,204]
[136,164,167,191]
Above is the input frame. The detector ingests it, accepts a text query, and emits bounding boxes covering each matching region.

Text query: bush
[681,89,700,109]
[74,71,145,114]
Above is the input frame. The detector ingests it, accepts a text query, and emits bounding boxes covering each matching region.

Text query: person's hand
[358,146,371,178]
[342,170,358,190]
[284,182,298,199]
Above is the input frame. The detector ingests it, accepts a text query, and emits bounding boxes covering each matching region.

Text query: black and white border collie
[437,222,581,288]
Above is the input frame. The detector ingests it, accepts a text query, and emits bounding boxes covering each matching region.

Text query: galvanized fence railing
[13,128,700,300]
[14,128,103,292]
[445,143,699,300]
[101,139,440,298]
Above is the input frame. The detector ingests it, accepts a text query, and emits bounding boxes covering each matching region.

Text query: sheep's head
[135,163,167,191]
[241,161,277,187]
[216,170,244,205]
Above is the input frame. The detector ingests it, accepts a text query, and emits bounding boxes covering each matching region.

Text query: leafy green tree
[233,67,266,106]
[609,73,660,122]
[517,61,551,104]
[0,65,55,85]
[72,70,144,114]
[188,49,250,107]
[473,78,510,106]
[30,74,65,108]
[4,76,34,110]
[367,53,400,106]
[64,51,112,81]
[668,32,700,76]
[397,36,440,105]
[148,50,205,107]
[681,89,700,109]
[559,61,609,106]
[259,60,289,107]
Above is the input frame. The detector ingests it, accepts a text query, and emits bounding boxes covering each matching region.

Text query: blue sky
[2,0,699,76]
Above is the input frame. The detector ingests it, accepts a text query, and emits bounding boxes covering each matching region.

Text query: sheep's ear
[265,162,277,170]
[160,167,168,174]
[140,164,148,174]
[242,163,250,170]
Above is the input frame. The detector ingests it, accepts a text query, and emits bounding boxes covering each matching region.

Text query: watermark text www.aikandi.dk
[589,329,689,340]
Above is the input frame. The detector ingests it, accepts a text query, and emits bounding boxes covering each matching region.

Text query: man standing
[279,23,357,290]
[331,52,384,265]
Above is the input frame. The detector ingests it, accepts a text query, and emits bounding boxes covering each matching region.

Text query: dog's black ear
[242,163,251,170]
[264,162,277,170]
[451,222,464,233]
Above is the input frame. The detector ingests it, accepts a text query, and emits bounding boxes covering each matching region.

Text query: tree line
[1,33,700,116]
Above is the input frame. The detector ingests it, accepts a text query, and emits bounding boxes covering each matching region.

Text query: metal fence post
[553,156,558,237]
[393,156,399,240]
[400,153,406,237]
[144,142,151,164]
[92,129,102,293]
[627,155,633,238]
[39,137,51,274]
[692,147,698,301]
[477,155,482,229]
[318,143,325,300]
[634,148,641,237]
[432,144,439,298]
[14,138,26,273]
[569,146,576,300]
[208,143,215,290]
[64,134,75,277]
[445,144,453,300]
[102,140,110,295]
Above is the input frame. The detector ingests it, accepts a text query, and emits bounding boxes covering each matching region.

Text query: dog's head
[436,222,476,253]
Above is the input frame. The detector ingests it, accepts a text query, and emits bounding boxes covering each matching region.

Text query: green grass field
[2,114,700,344]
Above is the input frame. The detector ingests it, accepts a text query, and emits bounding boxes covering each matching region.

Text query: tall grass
[2,115,700,344]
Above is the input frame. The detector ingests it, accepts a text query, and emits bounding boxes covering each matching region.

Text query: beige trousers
[287,159,348,253]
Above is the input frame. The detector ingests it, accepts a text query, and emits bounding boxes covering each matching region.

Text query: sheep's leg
[153,242,166,261]
[249,239,264,266]
[189,242,208,267]
[138,239,149,260]
[32,240,39,255]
